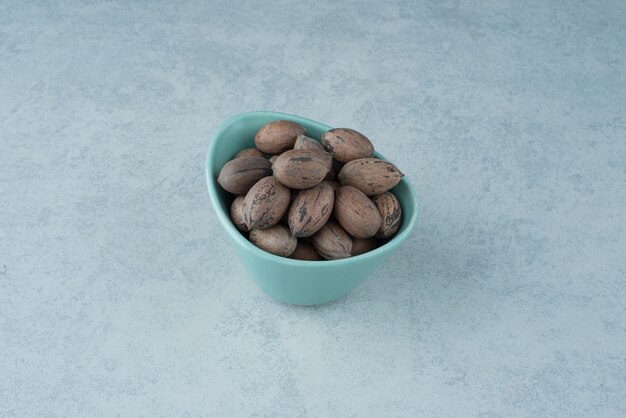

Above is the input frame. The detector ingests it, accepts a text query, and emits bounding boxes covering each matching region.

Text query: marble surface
[1,1,625,416]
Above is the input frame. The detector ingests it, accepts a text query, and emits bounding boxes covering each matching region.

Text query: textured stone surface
[1,0,625,416]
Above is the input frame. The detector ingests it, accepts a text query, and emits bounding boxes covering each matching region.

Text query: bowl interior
[206,111,419,265]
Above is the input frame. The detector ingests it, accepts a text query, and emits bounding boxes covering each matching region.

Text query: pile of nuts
[217,120,404,260]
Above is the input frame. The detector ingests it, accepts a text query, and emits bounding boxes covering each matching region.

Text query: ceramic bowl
[206,111,419,305]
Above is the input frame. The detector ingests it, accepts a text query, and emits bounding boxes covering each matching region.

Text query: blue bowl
[206,111,419,305]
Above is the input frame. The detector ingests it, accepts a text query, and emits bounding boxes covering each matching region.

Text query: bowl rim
[206,110,419,268]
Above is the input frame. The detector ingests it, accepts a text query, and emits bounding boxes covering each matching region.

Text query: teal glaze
[206,111,419,305]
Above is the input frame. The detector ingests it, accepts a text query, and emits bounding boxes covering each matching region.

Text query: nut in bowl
[206,111,419,305]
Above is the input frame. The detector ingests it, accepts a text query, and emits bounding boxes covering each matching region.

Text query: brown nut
[351,238,379,256]
[289,240,322,261]
[288,183,334,238]
[321,128,374,163]
[311,220,353,260]
[293,134,326,153]
[269,155,278,165]
[217,156,273,195]
[234,148,263,159]
[243,176,290,230]
[249,225,297,257]
[230,195,248,232]
[371,191,402,239]
[334,186,382,239]
[254,120,305,154]
[338,158,404,195]
[294,134,334,173]
[272,149,329,189]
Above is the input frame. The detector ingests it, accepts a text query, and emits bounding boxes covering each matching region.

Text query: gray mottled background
[1,0,625,416]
